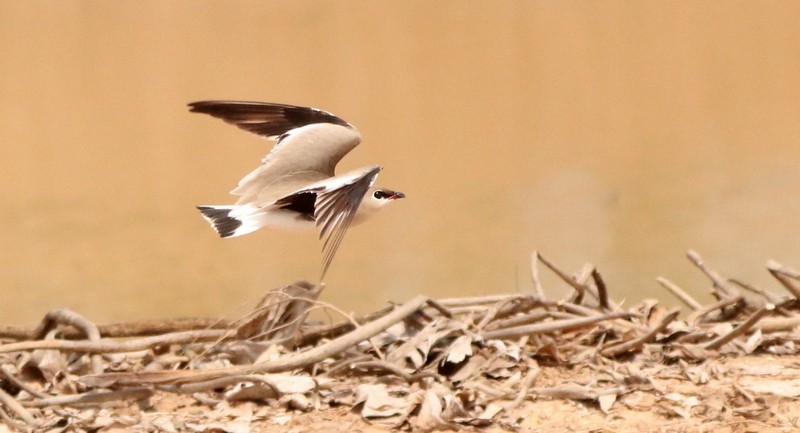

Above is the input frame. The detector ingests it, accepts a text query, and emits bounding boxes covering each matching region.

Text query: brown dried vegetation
[2,251,800,432]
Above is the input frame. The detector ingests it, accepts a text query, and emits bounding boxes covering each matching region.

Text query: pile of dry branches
[2,250,800,431]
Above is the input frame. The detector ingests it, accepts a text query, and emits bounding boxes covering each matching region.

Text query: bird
[189,100,405,278]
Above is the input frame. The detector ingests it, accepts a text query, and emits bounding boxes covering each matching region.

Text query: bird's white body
[191,101,404,277]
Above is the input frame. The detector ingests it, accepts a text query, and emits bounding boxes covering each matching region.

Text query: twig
[728,278,780,304]
[425,299,453,319]
[176,375,280,395]
[503,365,540,410]
[530,251,545,300]
[23,387,153,407]
[705,304,775,350]
[476,298,516,330]
[0,366,47,399]
[0,329,230,354]
[0,318,234,340]
[757,316,800,332]
[601,308,681,357]
[573,264,599,305]
[296,305,393,347]
[767,260,800,299]
[687,250,737,299]
[483,311,552,332]
[32,309,104,374]
[480,312,630,341]
[656,277,703,311]
[559,302,640,331]
[82,295,430,386]
[350,361,440,383]
[0,406,31,432]
[687,296,744,324]
[323,354,373,377]
[592,268,611,311]
[0,386,37,427]
[536,253,592,303]
[438,294,522,307]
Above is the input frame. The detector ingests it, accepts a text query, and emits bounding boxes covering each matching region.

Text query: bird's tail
[197,205,262,238]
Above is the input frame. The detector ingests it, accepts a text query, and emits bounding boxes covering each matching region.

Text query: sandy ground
[80,354,796,433]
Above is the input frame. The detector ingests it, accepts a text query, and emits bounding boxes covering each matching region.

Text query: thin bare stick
[656,277,703,311]
[323,354,373,377]
[601,308,681,357]
[728,278,780,304]
[758,316,800,332]
[536,253,592,303]
[767,260,800,279]
[32,309,104,374]
[476,298,515,330]
[484,311,552,332]
[592,268,611,311]
[23,387,153,407]
[687,296,744,324]
[480,312,630,341]
[0,406,30,432]
[530,251,545,300]
[286,298,385,361]
[503,365,540,410]
[0,318,234,341]
[425,299,453,318]
[687,250,737,298]
[0,387,37,427]
[82,295,430,386]
[571,264,596,304]
[705,304,775,350]
[176,375,280,395]
[767,260,800,299]
[296,305,393,347]
[350,361,440,383]
[0,329,230,354]
[438,294,523,307]
[0,366,47,398]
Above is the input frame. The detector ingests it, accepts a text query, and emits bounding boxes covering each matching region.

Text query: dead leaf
[355,384,414,422]
[443,335,473,365]
[268,374,316,394]
[660,393,701,419]
[448,353,487,383]
[413,390,456,431]
[225,382,278,402]
[598,394,617,414]
[477,403,503,420]
[388,319,462,369]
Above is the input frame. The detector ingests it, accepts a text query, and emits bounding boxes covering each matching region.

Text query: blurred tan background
[2,1,800,324]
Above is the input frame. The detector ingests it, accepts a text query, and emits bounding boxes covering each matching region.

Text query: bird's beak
[389,192,406,200]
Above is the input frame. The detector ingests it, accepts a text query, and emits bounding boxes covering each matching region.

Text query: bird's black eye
[373,191,386,199]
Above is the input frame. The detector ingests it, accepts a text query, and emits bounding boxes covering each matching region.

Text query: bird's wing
[188,101,363,203]
[273,165,382,279]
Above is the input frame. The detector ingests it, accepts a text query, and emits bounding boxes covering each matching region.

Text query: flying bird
[190,101,405,278]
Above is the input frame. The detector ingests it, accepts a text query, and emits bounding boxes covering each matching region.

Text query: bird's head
[369,188,406,206]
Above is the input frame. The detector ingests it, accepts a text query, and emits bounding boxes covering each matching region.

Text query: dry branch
[22,388,153,407]
[480,312,630,340]
[705,304,775,350]
[81,295,430,386]
[4,251,800,428]
[0,329,230,354]
[687,250,738,299]
[657,277,703,311]
[601,308,680,357]
[767,260,800,299]
[0,386,37,427]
